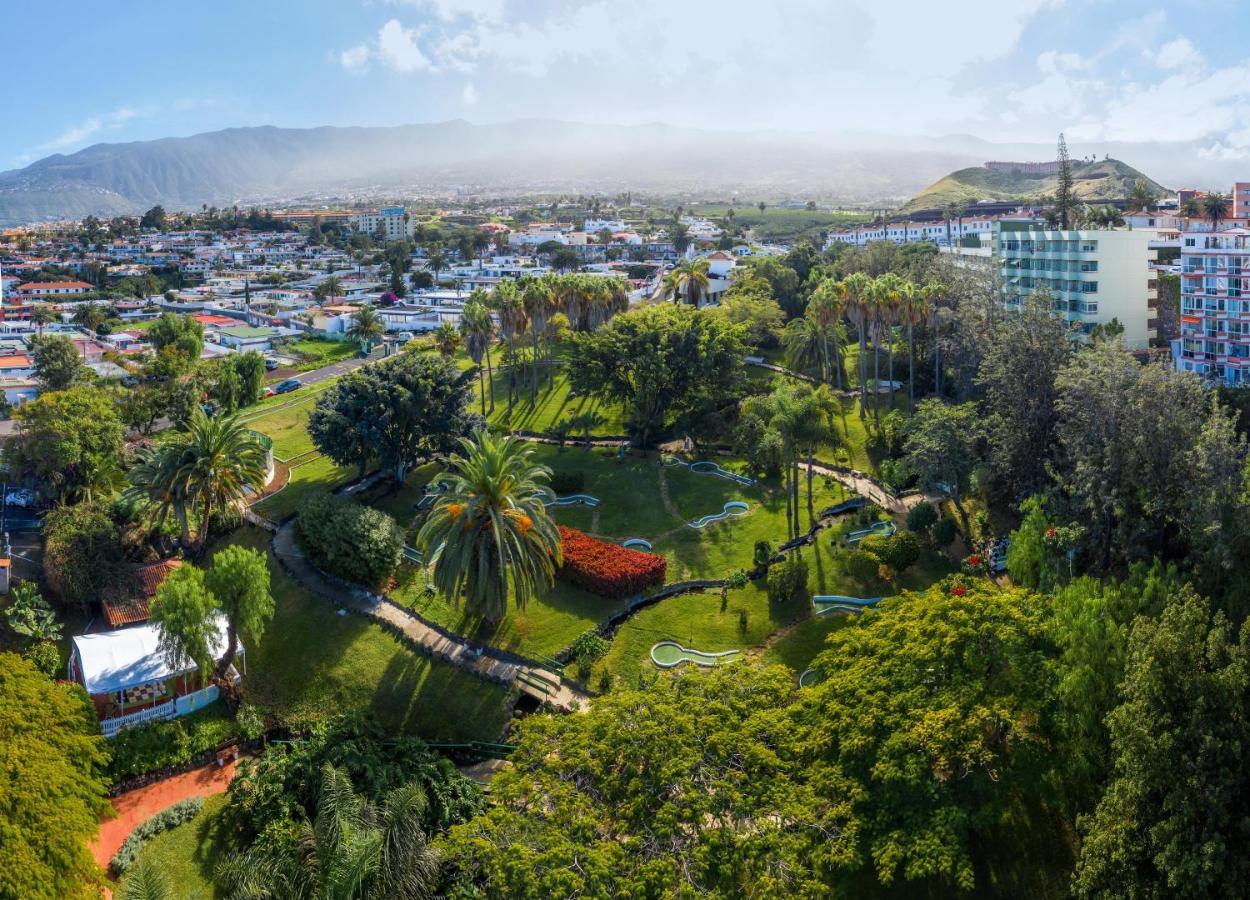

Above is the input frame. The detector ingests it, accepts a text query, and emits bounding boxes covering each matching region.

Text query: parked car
[274,378,302,394]
[264,356,280,371]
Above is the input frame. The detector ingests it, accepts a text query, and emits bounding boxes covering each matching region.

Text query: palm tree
[783,314,825,382]
[459,299,494,416]
[416,431,562,625]
[521,278,553,405]
[432,321,459,358]
[905,282,937,412]
[126,408,268,553]
[124,443,194,547]
[346,306,385,352]
[216,763,439,900]
[1128,179,1155,212]
[1180,197,1202,220]
[72,301,107,333]
[491,281,527,415]
[840,272,874,419]
[664,258,711,307]
[123,858,173,900]
[925,284,949,398]
[1204,192,1230,231]
[884,277,912,406]
[314,275,342,300]
[28,304,58,338]
[426,248,447,283]
[806,278,846,389]
[793,386,838,528]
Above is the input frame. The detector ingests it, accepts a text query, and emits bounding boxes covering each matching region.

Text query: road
[0,346,385,438]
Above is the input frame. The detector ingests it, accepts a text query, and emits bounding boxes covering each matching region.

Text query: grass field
[223,528,513,741]
[114,794,233,900]
[278,337,359,370]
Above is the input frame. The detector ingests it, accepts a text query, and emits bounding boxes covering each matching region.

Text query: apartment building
[826,217,997,248]
[1174,227,1250,384]
[350,207,414,241]
[946,221,1160,350]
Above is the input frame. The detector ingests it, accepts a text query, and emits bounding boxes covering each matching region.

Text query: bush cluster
[549,470,586,495]
[296,494,403,588]
[107,706,239,782]
[557,526,667,599]
[110,797,204,876]
[766,555,809,607]
[860,531,922,572]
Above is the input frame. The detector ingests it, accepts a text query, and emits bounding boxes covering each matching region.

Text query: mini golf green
[650,641,741,669]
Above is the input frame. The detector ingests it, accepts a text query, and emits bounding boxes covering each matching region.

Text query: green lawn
[484,367,629,436]
[114,793,233,900]
[759,612,855,673]
[278,337,359,370]
[253,456,356,523]
[224,528,514,742]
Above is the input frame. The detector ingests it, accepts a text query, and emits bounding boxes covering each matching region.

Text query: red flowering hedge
[557,526,667,599]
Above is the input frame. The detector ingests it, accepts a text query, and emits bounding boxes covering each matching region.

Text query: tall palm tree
[664,258,711,307]
[840,272,874,419]
[459,299,494,417]
[124,443,194,547]
[216,763,439,900]
[793,386,838,528]
[491,281,527,415]
[521,278,553,405]
[905,282,936,412]
[925,283,949,398]
[1180,197,1202,220]
[885,278,912,406]
[805,278,846,389]
[346,306,385,352]
[416,431,562,625]
[426,249,447,283]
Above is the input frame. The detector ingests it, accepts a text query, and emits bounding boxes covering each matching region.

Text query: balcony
[101,699,176,737]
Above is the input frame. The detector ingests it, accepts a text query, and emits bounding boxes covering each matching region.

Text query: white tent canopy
[71,613,238,695]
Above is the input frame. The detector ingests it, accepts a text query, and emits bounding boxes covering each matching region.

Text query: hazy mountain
[0,120,1237,226]
[901,158,1169,214]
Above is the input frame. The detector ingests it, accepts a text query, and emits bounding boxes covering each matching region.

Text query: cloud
[462,81,478,105]
[377,18,431,73]
[1156,36,1199,70]
[39,107,141,153]
[340,43,371,73]
[390,0,506,21]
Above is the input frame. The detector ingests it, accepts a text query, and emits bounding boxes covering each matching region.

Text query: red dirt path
[92,759,238,870]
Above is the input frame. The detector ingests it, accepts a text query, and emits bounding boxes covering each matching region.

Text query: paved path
[271,521,589,712]
[91,759,238,869]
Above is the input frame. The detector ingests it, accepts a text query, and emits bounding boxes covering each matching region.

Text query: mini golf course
[846,521,897,543]
[689,501,750,529]
[663,455,756,487]
[813,595,885,615]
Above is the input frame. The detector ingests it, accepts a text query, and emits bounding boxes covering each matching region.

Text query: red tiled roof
[17,281,92,292]
[101,559,182,627]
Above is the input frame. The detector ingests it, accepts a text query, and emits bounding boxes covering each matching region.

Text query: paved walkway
[91,759,238,869]
[271,522,589,712]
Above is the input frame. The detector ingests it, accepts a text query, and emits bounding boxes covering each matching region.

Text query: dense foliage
[295,494,403,588]
[9,385,124,503]
[42,502,126,611]
[0,653,110,900]
[556,525,667,599]
[309,351,474,482]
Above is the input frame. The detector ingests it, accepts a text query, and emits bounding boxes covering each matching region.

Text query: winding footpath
[269,520,590,712]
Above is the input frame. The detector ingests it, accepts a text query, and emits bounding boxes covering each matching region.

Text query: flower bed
[557,525,666,599]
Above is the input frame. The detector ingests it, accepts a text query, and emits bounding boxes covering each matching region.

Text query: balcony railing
[101,699,177,737]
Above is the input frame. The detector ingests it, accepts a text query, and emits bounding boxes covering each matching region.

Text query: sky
[9,0,1250,168]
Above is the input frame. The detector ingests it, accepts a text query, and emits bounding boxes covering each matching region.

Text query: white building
[1174,227,1250,384]
[350,207,415,241]
[949,221,1161,350]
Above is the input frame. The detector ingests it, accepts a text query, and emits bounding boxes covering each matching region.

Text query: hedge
[557,526,666,599]
[296,493,403,588]
[110,797,204,876]
[107,705,238,783]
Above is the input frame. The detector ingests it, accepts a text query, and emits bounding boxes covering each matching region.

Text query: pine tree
[1056,133,1074,230]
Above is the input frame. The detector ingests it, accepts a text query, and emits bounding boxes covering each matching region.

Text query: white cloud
[377,18,431,73]
[40,107,140,152]
[462,81,478,105]
[1156,36,1199,70]
[340,43,371,73]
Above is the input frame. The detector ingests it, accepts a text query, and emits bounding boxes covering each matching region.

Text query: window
[1081,281,1098,293]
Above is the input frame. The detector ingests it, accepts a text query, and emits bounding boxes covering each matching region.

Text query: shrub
[766,555,809,607]
[23,641,61,678]
[549,469,586,495]
[932,518,958,547]
[571,630,610,676]
[861,531,921,573]
[906,502,938,533]
[107,706,239,782]
[110,797,203,876]
[844,549,882,585]
[753,540,774,572]
[557,526,666,599]
[296,494,403,587]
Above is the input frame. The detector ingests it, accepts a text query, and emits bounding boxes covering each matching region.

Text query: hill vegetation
[901,157,1168,214]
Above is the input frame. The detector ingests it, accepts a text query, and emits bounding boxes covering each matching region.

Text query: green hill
[901,158,1168,214]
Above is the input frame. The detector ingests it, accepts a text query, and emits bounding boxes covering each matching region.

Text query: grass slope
[901,158,1168,213]
[114,794,233,900]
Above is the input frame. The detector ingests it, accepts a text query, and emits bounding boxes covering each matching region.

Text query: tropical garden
[8,236,1250,899]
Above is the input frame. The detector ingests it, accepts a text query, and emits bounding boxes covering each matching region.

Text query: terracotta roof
[100,559,182,627]
[17,281,92,291]
[0,355,33,368]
